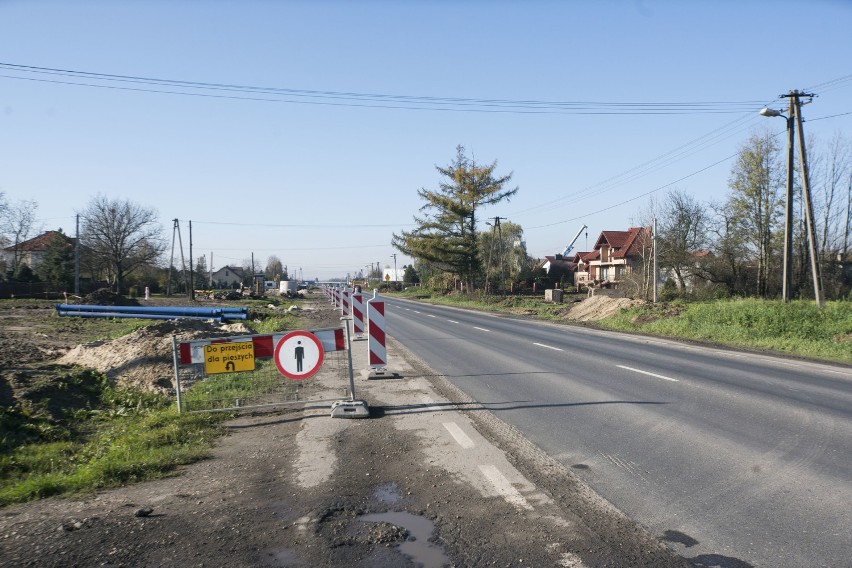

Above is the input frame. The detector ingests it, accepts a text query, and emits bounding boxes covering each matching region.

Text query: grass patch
[0,368,226,507]
[597,298,852,364]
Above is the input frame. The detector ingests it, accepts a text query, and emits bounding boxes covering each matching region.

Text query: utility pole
[653,218,658,303]
[391,253,398,285]
[788,90,825,307]
[189,220,194,301]
[762,91,823,306]
[74,214,80,296]
[485,216,506,293]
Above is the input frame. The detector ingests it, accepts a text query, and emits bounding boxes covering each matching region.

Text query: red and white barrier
[366,298,386,369]
[352,293,365,337]
[341,290,351,317]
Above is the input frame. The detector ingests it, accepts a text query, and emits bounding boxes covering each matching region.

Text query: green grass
[390,288,852,365]
[597,298,852,363]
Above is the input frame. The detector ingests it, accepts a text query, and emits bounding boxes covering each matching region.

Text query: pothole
[359,511,450,567]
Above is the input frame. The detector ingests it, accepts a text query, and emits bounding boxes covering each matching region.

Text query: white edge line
[479,465,533,510]
[443,422,475,449]
[533,342,563,351]
[616,364,679,382]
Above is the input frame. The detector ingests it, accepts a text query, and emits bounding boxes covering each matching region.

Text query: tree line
[395,132,852,300]
[0,194,289,296]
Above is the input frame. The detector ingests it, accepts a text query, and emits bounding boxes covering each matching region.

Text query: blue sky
[1,1,850,280]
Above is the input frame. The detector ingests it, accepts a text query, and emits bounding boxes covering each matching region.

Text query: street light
[759,105,795,302]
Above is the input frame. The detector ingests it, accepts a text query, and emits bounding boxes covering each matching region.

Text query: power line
[0,61,766,115]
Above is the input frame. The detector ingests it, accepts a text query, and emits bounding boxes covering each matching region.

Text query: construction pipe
[56,310,223,323]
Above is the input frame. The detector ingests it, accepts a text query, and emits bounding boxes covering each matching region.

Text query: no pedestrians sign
[274,330,325,380]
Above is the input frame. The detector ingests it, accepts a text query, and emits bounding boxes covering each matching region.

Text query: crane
[561,224,588,256]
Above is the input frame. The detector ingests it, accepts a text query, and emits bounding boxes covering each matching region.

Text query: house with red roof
[2,230,74,272]
[583,227,651,286]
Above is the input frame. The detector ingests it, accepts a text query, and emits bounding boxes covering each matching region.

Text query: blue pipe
[55,304,228,316]
[56,311,224,323]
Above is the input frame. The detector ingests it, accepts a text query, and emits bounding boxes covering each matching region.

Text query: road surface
[382,296,852,568]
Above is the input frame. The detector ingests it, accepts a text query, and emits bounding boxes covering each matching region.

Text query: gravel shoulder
[0,296,689,567]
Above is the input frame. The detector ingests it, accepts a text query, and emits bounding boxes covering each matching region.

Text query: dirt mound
[57,319,254,393]
[566,295,644,321]
[80,288,140,306]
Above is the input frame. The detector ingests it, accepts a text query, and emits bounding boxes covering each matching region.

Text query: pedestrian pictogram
[274,331,325,380]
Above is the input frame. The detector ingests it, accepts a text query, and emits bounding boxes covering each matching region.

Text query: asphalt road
[380,296,852,568]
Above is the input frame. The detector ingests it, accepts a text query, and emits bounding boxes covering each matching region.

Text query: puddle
[372,483,403,505]
[359,511,450,568]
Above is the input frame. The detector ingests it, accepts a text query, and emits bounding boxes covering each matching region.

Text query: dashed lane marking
[479,464,533,510]
[427,314,437,318]
[448,320,460,323]
[533,342,563,351]
[443,422,475,449]
[616,364,679,382]
[473,326,491,332]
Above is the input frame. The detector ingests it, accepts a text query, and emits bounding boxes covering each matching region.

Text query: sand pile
[566,295,643,321]
[57,319,253,393]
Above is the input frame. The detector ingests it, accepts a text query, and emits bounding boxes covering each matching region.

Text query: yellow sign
[385,274,391,281]
[204,341,256,374]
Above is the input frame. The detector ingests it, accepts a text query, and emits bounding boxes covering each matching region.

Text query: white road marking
[427,314,437,318]
[533,342,563,351]
[443,422,475,449]
[617,364,679,382]
[413,310,422,314]
[448,319,460,324]
[479,465,533,510]
[473,326,491,332]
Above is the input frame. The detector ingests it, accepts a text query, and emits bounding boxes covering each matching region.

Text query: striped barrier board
[341,290,350,317]
[352,293,365,335]
[366,299,386,369]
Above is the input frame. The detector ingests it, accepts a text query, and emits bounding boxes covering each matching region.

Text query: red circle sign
[274,331,325,380]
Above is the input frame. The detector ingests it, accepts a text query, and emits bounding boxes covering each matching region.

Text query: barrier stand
[331,317,370,418]
[341,290,351,317]
[365,293,400,380]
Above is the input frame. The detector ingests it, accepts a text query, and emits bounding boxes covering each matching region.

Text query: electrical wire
[0,61,766,115]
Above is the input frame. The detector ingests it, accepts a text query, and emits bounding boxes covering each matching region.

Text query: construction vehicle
[560,224,588,257]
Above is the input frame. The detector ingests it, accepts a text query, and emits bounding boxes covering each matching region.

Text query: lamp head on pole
[759,107,785,118]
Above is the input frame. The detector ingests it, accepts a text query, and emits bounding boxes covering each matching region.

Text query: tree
[725,131,784,297]
[35,230,74,288]
[403,264,420,284]
[265,255,285,281]
[478,220,529,291]
[392,146,518,292]
[0,198,40,274]
[657,189,710,290]
[79,196,166,294]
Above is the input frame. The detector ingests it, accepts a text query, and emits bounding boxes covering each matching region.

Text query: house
[540,254,575,286]
[2,230,74,271]
[586,227,651,285]
[571,250,599,286]
[210,265,247,288]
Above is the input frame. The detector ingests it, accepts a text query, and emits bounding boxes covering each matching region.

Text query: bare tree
[264,255,285,281]
[80,196,165,294]
[0,198,40,273]
[657,189,709,290]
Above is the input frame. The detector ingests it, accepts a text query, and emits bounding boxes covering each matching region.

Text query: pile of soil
[57,319,253,393]
[566,295,644,321]
[79,288,140,306]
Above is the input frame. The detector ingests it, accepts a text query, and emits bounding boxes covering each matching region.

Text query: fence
[172,327,350,413]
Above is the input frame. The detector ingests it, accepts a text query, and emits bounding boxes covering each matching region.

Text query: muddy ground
[0,293,690,568]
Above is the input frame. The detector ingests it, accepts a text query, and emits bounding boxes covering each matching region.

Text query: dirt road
[0,297,688,567]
